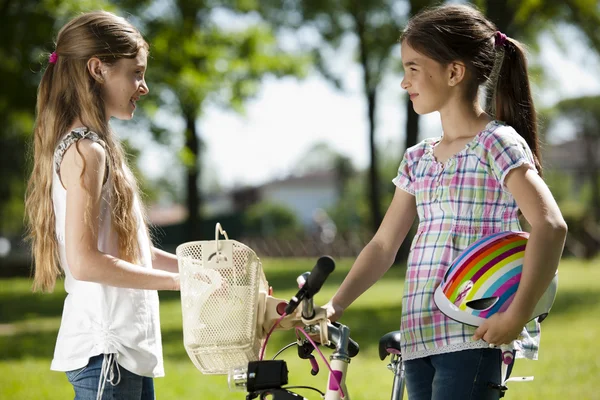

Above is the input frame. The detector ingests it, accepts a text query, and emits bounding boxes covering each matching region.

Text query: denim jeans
[65,354,155,400]
[404,349,515,400]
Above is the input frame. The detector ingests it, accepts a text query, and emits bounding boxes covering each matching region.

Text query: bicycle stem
[326,358,350,400]
[325,323,351,400]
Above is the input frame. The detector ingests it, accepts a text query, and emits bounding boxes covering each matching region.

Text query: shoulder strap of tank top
[54,128,104,176]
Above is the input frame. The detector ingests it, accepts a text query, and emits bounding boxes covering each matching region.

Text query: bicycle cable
[295,326,345,398]
[282,385,325,396]
[272,342,297,360]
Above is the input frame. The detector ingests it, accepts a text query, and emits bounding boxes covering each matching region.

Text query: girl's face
[101,49,149,120]
[400,42,452,115]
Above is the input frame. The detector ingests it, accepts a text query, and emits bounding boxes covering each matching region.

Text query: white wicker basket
[176,224,269,374]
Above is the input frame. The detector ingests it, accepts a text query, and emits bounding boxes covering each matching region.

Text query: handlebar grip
[305,256,335,298]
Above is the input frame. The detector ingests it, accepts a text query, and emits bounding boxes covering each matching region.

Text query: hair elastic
[49,52,58,64]
[494,31,508,48]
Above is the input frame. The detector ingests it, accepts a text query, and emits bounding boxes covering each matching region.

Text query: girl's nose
[401,76,409,90]
[140,80,149,96]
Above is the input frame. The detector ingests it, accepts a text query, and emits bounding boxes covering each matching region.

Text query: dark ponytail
[401,4,543,175]
[491,39,542,175]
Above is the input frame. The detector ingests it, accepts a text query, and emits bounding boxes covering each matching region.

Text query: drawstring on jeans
[96,353,121,400]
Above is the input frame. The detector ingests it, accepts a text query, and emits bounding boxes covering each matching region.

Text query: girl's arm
[63,139,179,291]
[328,188,417,320]
[473,166,567,344]
[151,246,179,273]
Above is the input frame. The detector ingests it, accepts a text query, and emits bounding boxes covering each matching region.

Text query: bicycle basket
[176,224,269,374]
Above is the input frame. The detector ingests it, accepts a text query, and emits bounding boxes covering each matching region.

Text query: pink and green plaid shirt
[393,120,541,361]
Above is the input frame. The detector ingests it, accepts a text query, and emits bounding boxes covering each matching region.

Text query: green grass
[1,257,599,399]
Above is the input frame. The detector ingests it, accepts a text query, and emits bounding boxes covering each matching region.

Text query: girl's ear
[448,62,466,87]
[87,57,106,84]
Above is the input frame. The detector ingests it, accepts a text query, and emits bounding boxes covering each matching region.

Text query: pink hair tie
[49,52,58,64]
[494,31,508,48]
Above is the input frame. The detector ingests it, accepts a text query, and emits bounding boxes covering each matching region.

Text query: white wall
[261,183,338,226]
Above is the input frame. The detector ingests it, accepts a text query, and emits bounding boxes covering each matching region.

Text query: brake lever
[296,340,319,376]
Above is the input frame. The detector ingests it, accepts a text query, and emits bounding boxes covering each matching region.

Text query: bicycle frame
[387,354,405,400]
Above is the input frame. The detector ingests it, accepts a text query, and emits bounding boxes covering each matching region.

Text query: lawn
[1,257,599,399]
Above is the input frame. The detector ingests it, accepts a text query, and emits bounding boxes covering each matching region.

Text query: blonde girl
[25,11,179,400]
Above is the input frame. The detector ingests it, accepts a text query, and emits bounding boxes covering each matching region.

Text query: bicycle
[226,256,407,400]
[178,227,555,399]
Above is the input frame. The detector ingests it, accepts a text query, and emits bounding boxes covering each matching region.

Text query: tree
[243,201,302,238]
[402,0,434,150]
[256,0,412,232]
[0,0,307,245]
[134,2,307,239]
[0,0,139,235]
[547,96,600,221]
[543,95,600,259]
[471,0,600,111]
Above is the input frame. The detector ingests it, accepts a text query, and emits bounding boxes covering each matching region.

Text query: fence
[239,233,371,258]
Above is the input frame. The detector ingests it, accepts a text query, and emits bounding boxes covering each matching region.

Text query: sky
[139,26,600,193]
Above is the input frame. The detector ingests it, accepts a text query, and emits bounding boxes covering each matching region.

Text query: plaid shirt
[393,121,541,361]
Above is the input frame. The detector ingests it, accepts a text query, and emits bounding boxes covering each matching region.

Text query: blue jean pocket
[65,354,103,383]
[65,365,88,382]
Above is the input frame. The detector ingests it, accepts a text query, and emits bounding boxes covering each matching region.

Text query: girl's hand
[472,311,527,346]
[324,300,345,323]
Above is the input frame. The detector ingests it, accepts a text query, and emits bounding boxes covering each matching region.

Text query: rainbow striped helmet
[434,231,558,327]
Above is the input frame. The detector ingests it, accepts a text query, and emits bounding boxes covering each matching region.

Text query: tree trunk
[396,0,429,264]
[403,0,428,151]
[483,0,515,112]
[404,98,420,149]
[185,112,202,240]
[584,134,600,221]
[353,6,382,232]
[367,89,382,231]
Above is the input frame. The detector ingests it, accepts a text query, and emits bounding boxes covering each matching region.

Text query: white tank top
[50,127,164,377]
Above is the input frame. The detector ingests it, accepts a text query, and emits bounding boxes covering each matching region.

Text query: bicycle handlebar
[285,256,335,317]
[327,321,359,358]
[235,256,357,399]
[305,256,335,297]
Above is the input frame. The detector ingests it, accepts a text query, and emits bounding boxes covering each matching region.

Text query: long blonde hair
[25,11,150,292]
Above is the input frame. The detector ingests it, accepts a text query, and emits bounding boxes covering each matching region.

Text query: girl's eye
[410,67,418,71]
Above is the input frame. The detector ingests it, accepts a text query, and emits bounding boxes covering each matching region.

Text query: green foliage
[0,0,309,237]
[551,95,600,131]
[134,4,310,236]
[0,1,79,235]
[547,95,600,214]
[327,138,403,235]
[544,169,578,205]
[243,202,303,238]
[328,174,370,234]
[256,0,416,230]
[0,0,154,235]
[141,6,308,135]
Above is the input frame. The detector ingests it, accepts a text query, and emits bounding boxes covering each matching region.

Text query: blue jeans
[66,354,155,400]
[404,349,514,400]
